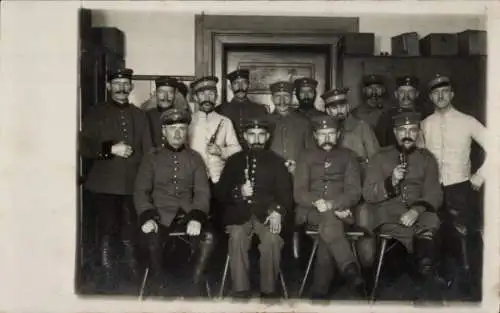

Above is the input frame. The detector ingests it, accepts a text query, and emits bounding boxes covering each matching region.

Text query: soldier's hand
[470,173,484,191]
[207,143,222,156]
[314,199,329,213]
[391,164,407,185]
[141,219,158,234]
[111,141,134,158]
[186,220,202,236]
[334,209,352,219]
[399,209,420,227]
[264,211,282,234]
[241,181,254,197]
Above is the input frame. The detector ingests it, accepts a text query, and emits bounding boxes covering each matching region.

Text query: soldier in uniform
[134,108,215,296]
[294,115,366,299]
[374,76,421,147]
[321,87,380,287]
[146,76,189,148]
[188,76,242,232]
[216,117,293,299]
[80,68,152,290]
[353,74,387,129]
[217,69,267,147]
[294,77,325,120]
[363,111,443,299]
[266,81,314,175]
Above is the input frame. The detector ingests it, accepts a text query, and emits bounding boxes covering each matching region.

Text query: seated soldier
[216,117,293,300]
[134,108,215,296]
[363,111,443,300]
[294,115,366,299]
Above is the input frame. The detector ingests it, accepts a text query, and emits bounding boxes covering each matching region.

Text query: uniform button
[122,122,126,126]
[247,200,252,204]
[173,175,177,178]
[123,128,128,132]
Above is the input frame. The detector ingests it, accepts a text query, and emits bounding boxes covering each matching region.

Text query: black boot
[122,239,140,281]
[98,236,117,293]
[413,237,445,303]
[191,232,215,297]
[343,263,366,298]
[146,234,167,296]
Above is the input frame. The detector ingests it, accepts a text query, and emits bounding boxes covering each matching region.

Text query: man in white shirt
[420,74,489,292]
[188,76,242,231]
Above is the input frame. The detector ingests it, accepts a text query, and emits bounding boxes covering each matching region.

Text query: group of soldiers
[80,66,489,300]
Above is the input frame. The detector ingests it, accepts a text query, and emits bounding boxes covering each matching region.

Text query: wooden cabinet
[339,55,486,123]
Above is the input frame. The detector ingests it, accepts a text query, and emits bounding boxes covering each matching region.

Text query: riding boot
[343,262,366,298]
[98,236,117,292]
[122,239,140,281]
[413,237,445,302]
[192,232,215,297]
[147,234,167,295]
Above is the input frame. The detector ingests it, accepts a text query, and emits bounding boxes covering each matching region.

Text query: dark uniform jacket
[297,107,325,121]
[339,114,380,163]
[146,108,166,148]
[353,104,385,130]
[362,146,443,229]
[294,146,362,223]
[266,111,314,163]
[216,149,293,226]
[217,98,268,146]
[80,100,153,195]
[134,144,210,227]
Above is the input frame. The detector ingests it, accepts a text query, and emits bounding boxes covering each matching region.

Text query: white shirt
[420,106,489,186]
[189,111,242,183]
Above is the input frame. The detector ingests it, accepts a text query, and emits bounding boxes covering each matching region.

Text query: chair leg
[219,253,230,298]
[139,267,150,300]
[279,270,288,299]
[370,238,388,302]
[351,239,362,271]
[205,280,212,298]
[298,237,319,297]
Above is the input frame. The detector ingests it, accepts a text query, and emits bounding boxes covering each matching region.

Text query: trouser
[438,181,479,283]
[226,216,284,294]
[299,209,357,293]
[353,203,376,268]
[89,192,139,274]
[209,181,224,235]
[142,213,215,284]
[379,211,440,276]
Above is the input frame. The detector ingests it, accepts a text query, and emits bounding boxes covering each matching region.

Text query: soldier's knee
[357,237,376,267]
[201,231,216,246]
[319,220,342,242]
[354,203,373,229]
[259,232,284,251]
[228,226,246,242]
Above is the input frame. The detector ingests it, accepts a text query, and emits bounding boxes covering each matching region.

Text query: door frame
[195,15,359,100]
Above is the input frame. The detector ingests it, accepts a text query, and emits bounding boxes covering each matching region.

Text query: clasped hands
[314,199,352,219]
[141,219,202,236]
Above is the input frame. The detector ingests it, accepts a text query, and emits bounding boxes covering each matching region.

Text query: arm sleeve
[363,153,400,204]
[221,120,242,160]
[141,112,154,155]
[133,152,160,226]
[185,154,211,223]
[293,151,318,208]
[410,152,443,213]
[330,153,362,209]
[79,107,115,160]
[362,122,380,158]
[270,157,294,217]
[470,117,490,180]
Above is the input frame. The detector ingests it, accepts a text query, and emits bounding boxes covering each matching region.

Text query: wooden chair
[370,233,399,302]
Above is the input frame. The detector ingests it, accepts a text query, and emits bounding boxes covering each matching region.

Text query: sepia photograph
[77,5,490,305]
[1,1,499,313]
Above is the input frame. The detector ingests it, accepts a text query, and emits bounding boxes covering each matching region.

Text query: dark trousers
[142,213,215,284]
[89,192,138,245]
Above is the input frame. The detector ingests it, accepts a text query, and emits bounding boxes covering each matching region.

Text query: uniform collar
[435,104,455,116]
[165,143,185,152]
[108,97,131,109]
[395,144,417,155]
[231,97,249,104]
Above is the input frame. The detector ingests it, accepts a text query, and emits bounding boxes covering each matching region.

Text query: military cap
[321,88,349,106]
[160,108,192,126]
[362,74,385,87]
[428,74,451,92]
[190,76,219,93]
[155,76,180,89]
[270,81,294,94]
[108,68,133,82]
[392,110,421,128]
[294,77,318,89]
[242,117,272,132]
[227,69,250,82]
[396,76,419,89]
[311,115,339,130]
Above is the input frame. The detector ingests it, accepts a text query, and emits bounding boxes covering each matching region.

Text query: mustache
[320,142,334,149]
[234,88,247,94]
[200,100,215,107]
[401,137,414,143]
[250,143,265,149]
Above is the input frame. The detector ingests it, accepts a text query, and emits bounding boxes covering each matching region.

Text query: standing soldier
[217,69,268,147]
[189,76,242,232]
[375,76,421,147]
[146,76,189,148]
[294,77,325,120]
[80,68,152,290]
[363,111,443,300]
[216,117,293,299]
[321,87,380,288]
[134,108,215,296]
[353,74,387,129]
[421,74,491,292]
[294,115,366,299]
[266,81,313,175]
